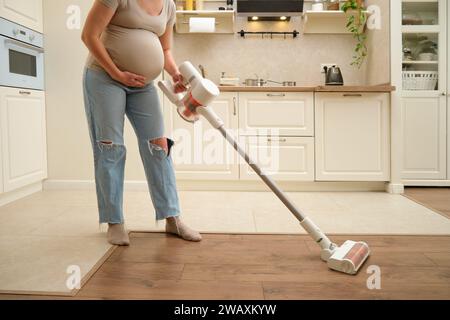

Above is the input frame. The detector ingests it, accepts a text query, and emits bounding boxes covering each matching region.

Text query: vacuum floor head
[327,241,370,275]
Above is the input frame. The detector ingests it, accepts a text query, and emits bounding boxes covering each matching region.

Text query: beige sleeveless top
[86,0,176,82]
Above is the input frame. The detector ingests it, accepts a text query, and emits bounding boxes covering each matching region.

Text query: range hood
[237,0,304,17]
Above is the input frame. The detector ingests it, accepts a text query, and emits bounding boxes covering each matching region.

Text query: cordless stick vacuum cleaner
[158,62,370,275]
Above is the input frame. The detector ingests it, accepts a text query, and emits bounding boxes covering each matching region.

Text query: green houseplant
[342,0,368,68]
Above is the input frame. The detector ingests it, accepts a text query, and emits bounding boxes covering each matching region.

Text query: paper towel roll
[189,17,216,33]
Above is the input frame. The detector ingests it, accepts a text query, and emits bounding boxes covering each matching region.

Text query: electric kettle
[325,65,344,86]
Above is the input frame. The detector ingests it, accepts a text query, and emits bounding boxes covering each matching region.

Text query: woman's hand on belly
[112,70,147,87]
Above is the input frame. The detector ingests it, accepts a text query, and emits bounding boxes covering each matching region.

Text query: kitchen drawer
[240,136,315,181]
[239,92,314,136]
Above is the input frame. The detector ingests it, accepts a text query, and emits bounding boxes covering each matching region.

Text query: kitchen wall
[173,0,390,85]
[43,0,148,182]
[365,0,391,85]
[43,0,390,182]
[173,17,368,85]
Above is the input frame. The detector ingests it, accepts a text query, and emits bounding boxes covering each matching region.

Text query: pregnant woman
[82,0,202,245]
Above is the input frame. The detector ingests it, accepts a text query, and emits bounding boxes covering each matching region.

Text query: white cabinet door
[239,92,314,136]
[0,87,47,192]
[0,98,2,193]
[448,0,450,180]
[240,136,315,181]
[0,0,43,33]
[315,93,390,181]
[448,95,450,180]
[164,92,239,180]
[402,96,447,180]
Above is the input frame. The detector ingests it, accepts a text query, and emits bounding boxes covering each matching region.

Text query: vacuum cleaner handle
[212,123,336,256]
[213,122,305,221]
[197,107,224,129]
[158,74,336,259]
[158,63,370,273]
[158,80,184,107]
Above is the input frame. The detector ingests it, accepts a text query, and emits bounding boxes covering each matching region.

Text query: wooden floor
[405,187,450,219]
[1,188,449,300]
[72,233,450,300]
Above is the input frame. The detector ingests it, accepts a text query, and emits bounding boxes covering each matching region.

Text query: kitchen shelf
[401,25,440,33]
[175,10,235,34]
[402,0,438,2]
[302,10,370,34]
[402,60,438,64]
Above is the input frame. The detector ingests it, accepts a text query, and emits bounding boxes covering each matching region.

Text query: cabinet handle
[268,138,287,143]
[19,90,31,95]
[233,97,237,116]
[343,93,362,97]
[267,93,286,97]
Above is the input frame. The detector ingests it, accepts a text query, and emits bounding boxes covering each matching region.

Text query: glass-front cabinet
[392,0,449,184]
[401,0,446,93]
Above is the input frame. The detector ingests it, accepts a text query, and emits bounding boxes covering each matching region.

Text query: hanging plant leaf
[342,0,368,69]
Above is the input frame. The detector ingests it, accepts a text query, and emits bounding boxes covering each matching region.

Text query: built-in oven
[0,17,44,91]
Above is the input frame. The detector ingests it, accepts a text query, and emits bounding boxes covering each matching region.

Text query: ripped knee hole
[97,141,124,151]
[149,137,174,156]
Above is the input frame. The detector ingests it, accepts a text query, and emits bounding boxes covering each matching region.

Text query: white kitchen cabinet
[391,0,449,186]
[447,0,450,180]
[164,92,239,180]
[448,93,450,180]
[239,92,314,137]
[0,109,2,194]
[0,0,43,33]
[240,136,315,181]
[402,96,447,179]
[0,87,47,192]
[315,93,390,181]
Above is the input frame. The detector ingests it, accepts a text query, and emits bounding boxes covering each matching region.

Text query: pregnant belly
[104,27,164,83]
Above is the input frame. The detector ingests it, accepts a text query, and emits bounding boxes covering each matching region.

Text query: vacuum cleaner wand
[158,62,370,275]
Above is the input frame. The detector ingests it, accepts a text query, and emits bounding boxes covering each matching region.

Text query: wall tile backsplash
[173,0,390,86]
[173,16,367,85]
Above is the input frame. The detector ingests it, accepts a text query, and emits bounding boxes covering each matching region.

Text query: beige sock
[107,223,130,246]
[166,217,202,242]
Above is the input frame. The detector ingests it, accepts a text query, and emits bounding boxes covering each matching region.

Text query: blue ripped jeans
[82,68,180,224]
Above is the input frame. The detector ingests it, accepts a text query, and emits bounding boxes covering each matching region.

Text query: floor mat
[129,191,450,235]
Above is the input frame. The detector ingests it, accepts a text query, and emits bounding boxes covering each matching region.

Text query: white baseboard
[0,182,43,207]
[386,183,405,194]
[44,179,387,192]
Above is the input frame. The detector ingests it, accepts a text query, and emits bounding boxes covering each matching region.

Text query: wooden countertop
[218,84,395,93]
[315,84,396,92]
[219,86,316,92]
